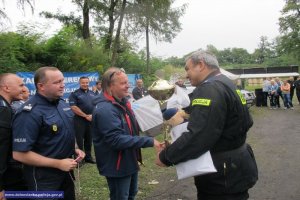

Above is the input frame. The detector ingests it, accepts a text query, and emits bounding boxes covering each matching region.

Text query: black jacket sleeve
[0,107,12,191]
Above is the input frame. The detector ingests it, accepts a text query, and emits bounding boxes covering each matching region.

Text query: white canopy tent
[239,72,299,79]
[220,68,240,80]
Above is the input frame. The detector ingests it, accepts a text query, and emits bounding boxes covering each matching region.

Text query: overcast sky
[2,0,285,58]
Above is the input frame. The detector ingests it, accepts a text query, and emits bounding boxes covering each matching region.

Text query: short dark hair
[79,76,89,81]
[34,66,59,89]
[96,80,102,85]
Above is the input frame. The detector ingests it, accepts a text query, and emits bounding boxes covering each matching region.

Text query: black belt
[212,143,247,160]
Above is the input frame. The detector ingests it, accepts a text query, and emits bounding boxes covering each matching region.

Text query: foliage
[278,0,300,62]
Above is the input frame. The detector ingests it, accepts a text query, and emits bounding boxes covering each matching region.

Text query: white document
[131,95,163,132]
[170,122,217,180]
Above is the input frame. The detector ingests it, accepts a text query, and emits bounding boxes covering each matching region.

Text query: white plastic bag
[170,122,217,180]
[167,86,190,109]
[131,95,163,132]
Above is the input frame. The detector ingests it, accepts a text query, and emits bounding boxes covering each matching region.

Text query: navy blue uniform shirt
[12,93,75,159]
[69,88,95,115]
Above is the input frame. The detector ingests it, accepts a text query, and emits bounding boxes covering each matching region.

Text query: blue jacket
[92,92,154,177]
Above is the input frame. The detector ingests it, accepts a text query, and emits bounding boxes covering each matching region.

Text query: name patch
[192,98,211,106]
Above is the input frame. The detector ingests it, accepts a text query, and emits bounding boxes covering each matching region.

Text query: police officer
[0,73,27,200]
[156,51,258,200]
[12,67,85,200]
[132,79,148,100]
[69,77,96,163]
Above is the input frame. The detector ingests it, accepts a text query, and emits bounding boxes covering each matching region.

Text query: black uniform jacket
[0,95,13,191]
[159,70,253,166]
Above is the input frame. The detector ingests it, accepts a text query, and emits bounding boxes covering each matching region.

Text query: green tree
[278,0,300,62]
[126,0,186,74]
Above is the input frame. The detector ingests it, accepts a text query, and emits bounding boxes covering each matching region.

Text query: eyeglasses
[109,68,126,80]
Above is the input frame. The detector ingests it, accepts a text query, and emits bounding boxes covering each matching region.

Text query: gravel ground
[143,104,300,200]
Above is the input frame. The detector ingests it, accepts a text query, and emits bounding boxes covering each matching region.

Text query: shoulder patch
[235,90,247,105]
[192,98,211,106]
[23,103,33,111]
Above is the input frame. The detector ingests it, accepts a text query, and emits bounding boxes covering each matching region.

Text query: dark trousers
[4,166,28,190]
[24,167,75,200]
[269,94,276,107]
[194,144,258,200]
[296,89,300,103]
[197,191,249,200]
[74,116,92,159]
[262,92,268,107]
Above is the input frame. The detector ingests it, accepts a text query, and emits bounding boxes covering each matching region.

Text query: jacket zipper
[223,162,227,188]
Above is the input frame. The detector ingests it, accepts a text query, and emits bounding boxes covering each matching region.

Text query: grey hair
[185,50,219,69]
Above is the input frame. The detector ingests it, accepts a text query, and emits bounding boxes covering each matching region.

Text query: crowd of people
[262,76,300,109]
[0,51,260,200]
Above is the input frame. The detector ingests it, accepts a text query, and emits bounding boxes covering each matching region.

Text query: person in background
[262,77,270,107]
[132,79,148,100]
[281,79,294,109]
[11,86,30,111]
[93,80,102,95]
[275,77,283,108]
[293,76,300,105]
[92,67,162,200]
[155,51,258,200]
[287,76,295,101]
[268,80,279,109]
[69,77,96,164]
[0,73,27,200]
[175,79,187,89]
[12,67,85,200]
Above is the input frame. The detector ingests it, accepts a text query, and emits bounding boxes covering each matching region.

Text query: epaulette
[0,99,8,107]
[22,101,36,112]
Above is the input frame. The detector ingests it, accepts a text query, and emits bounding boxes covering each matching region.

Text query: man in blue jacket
[92,67,162,200]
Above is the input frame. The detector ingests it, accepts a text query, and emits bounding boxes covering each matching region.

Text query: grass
[75,134,176,200]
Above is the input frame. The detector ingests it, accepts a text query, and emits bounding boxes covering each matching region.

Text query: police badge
[52,124,58,133]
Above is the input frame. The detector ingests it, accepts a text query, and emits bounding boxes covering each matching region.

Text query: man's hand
[155,151,167,167]
[153,139,165,152]
[75,148,85,163]
[0,190,6,200]
[85,114,92,122]
[57,159,78,171]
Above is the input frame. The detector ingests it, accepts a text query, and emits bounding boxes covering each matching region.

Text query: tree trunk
[146,18,150,75]
[111,0,126,66]
[82,0,91,46]
[105,0,118,50]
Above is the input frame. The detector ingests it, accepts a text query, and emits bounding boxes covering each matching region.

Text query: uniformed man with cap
[0,73,27,200]
[69,76,96,163]
[12,67,85,200]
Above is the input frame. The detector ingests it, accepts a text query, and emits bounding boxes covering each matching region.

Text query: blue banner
[17,72,100,99]
[17,72,141,99]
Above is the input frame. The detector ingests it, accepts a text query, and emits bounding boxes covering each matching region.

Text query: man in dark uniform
[0,73,27,200]
[12,67,85,200]
[132,79,148,100]
[156,51,258,200]
[69,77,96,163]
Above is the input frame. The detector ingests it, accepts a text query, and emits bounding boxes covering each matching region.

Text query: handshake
[153,108,189,167]
[153,139,167,167]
